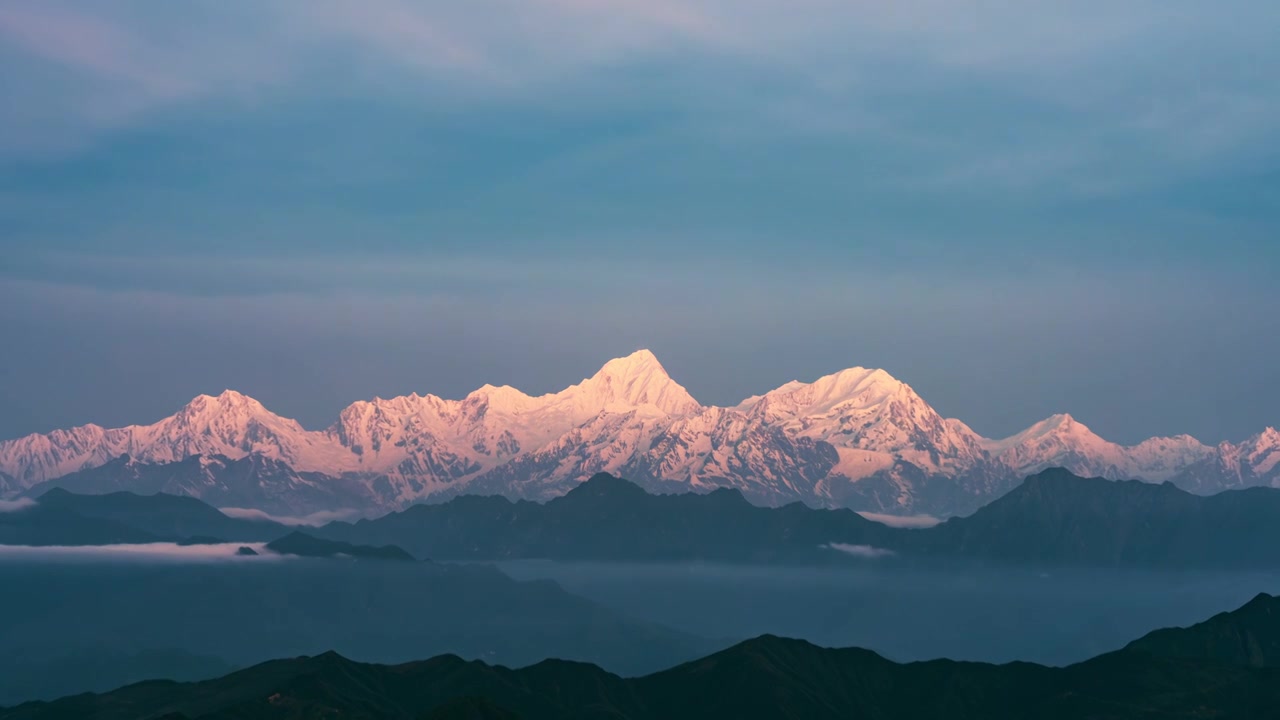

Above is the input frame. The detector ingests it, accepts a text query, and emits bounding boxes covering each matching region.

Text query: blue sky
[1,0,1277,444]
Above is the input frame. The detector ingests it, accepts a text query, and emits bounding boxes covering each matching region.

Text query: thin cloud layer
[1,0,1276,174]
[857,512,942,530]
[825,543,896,559]
[0,542,280,562]
[220,507,363,527]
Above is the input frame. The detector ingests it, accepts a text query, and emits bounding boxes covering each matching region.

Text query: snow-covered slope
[1166,427,1280,494]
[0,391,352,486]
[983,414,1214,482]
[0,350,1271,516]
[744,367,990,477]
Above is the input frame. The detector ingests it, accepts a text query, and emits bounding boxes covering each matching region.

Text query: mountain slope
[1,351,1273,517]
[1125,592,1280,668]
[1169,427,1280,493]
[33,487,290,541]
[910,468,1280,567]
[23,454,374,516]
[263,531,415,561]
[316,472,891,563]
[0,502,161,546]
[317,470,1280,569]
[23,470,1280,569]
[985,414,1217,482]
[8,595,1280,720]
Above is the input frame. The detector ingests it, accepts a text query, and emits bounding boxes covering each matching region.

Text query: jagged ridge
[1,350,1275,517]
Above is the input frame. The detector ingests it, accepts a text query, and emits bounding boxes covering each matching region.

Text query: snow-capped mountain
[20,453,372,516]
[1167,427,1280,494]
[981,414,1215,482]
[0,390,349,487]
[0,350,1273,516]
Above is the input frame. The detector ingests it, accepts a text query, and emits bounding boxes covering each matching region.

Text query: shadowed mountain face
[34,487,291,542]
[1124,592,1280,668]
[21,454,372,518]
[264,531,416,562]
[6,594,1280,720]
[0,487,292,547]
[909,468,1280,567]
[315,469,1280,569]
[15,469,1280,569]
[0,501,161,546]
[315,472,892,563]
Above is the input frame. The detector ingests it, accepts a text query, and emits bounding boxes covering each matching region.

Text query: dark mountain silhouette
[911,468,1280,567]
[6,594,1280,719]
[20,469,1280,568]
[264,531,415,561]
[315,472,891,563]
[22,454,372,518]
[0,501,160,546]
[316,469,1280,568]
[422,697,521,719]
[1124,592,1280,668]
[35,487,290,542]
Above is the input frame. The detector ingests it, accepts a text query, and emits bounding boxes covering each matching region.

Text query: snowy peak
[568,349,701,416]
[0,352,1273,517]
[988,414,1216,482]
[982,413,1097,455]
[131,389,346,472]
[985,413,1127,479]
[159,389,308,447]
[738,365,988,481]
[1127,434,1213,478]
[595,348,666,379]
[0,423,123,486]
[746,367,908,420]
[171,390,296,430]
[761,367,907,415]
[1240,427,1280,476]
[466,384,536,414]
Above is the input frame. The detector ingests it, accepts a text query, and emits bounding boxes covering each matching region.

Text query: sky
[1,0,1277,445]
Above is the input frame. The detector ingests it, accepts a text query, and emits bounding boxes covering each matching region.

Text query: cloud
[219,507,362,526]
[824,543,895,559]
[0,3,1276,450]
[0,0,1276,182]
[856,512,941,529]
[0,3,192,98]
[0,542,282,562]
[0,498,36,513]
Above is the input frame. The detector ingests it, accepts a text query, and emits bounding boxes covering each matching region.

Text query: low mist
[0,543,276,562]
[495,561,1280,667]
[218,507,362,526]
[0,499,36,513]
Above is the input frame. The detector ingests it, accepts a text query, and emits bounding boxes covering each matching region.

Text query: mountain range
[6,592,1280,719]
[2,350,1276,516]
[12,469,1280,569]
[314,469,1280,569]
